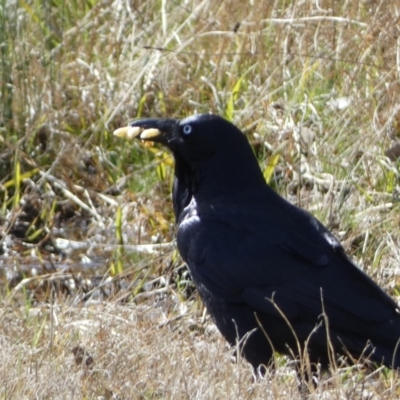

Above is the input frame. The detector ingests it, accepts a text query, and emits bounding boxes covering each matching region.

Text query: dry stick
[93,191,119,207]
[54,238,174,254]
[9,273,73,298]
[302,320,324,384]
[39,171,104,227]
[267,294,317,391]
[254,312,277,373]
[269,293,303,365]
[249,16,368,28]
[393,337,400,370]
[319,289,337,372]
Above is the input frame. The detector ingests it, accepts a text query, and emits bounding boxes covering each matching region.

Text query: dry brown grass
[1,0,400,397]
[2,298,400,399]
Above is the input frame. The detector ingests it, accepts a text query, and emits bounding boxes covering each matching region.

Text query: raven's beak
[113,118,176,143]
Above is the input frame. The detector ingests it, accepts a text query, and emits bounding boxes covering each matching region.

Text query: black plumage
[114,114,400,373]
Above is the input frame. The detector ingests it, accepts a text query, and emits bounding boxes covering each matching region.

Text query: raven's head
[114,114,265,218]
[115,114,250,162]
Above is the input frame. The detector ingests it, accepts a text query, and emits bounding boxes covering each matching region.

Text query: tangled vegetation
[0,0,400,398]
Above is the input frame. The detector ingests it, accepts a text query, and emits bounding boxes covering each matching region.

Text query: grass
[1,0,400,397]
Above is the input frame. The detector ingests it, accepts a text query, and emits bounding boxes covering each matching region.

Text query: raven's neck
[172,156,194,222]
[172,171,193,223]
[172,147,266,222]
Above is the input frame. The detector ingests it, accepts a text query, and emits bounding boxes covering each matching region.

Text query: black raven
[114,114,400,373]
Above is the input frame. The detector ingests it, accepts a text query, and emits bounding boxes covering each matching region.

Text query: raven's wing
[177,191,399,338]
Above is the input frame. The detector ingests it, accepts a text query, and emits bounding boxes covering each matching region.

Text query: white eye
[182,125,192,135]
